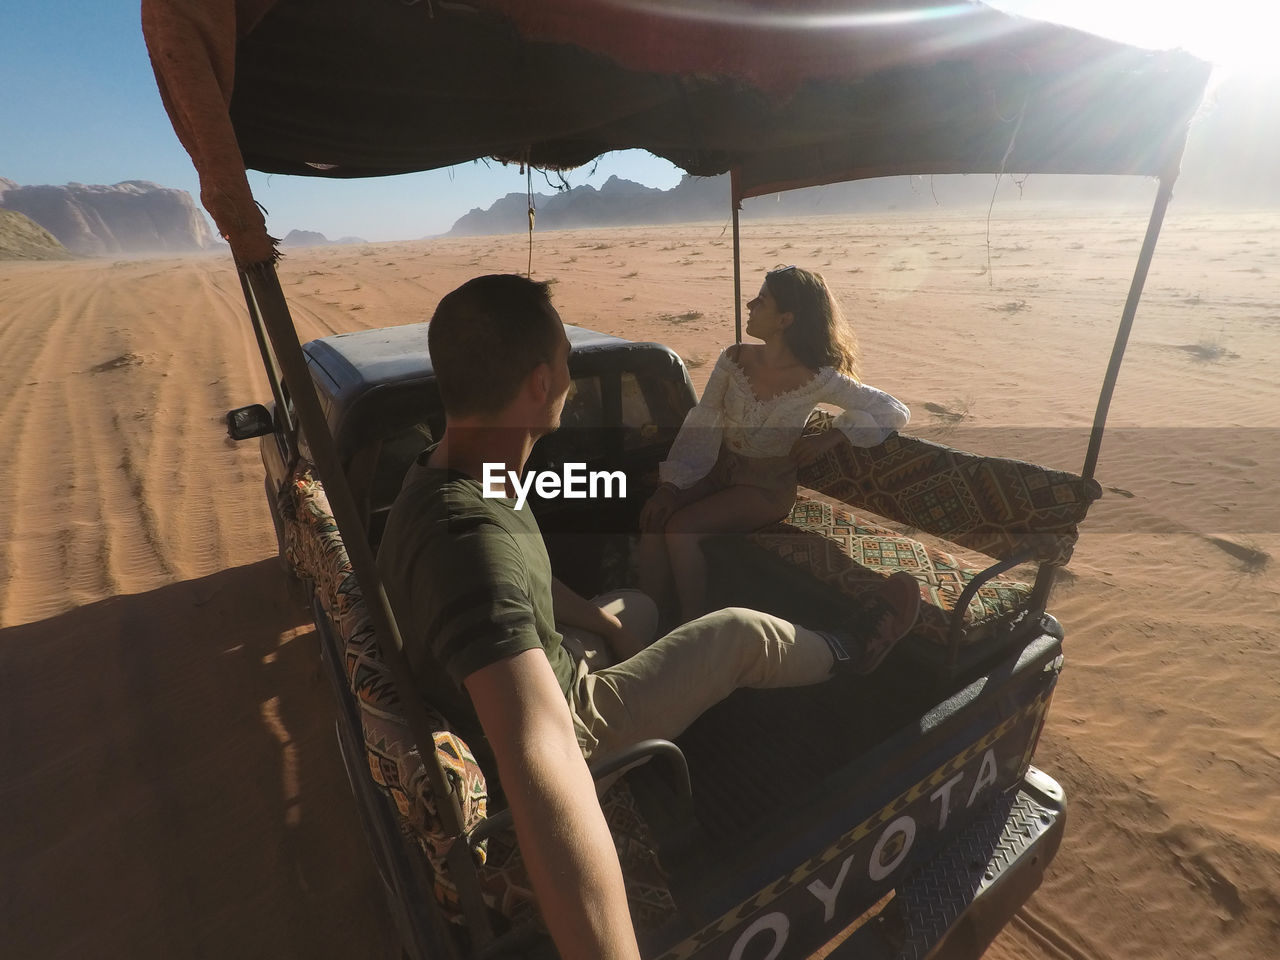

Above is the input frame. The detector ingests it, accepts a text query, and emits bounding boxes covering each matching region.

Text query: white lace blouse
[658,347,910,489]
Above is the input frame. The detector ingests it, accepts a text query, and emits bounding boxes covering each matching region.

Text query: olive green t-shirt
[376,453,576,753]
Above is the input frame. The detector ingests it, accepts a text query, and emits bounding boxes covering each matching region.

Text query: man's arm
[550,577,644,658]
[551,577,622,634]
[465,649,641,960]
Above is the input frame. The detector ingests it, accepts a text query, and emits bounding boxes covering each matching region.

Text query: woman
[639,265,910,623]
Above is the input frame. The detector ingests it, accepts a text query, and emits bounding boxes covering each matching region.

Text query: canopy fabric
[143,0,1211,266]
[143,0,276,264]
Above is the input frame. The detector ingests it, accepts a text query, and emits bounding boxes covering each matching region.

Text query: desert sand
[2,207,1277,959]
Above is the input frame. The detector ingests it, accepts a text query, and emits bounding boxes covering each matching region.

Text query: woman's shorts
[698,447,797,519]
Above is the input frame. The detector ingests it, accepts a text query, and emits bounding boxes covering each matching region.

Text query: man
[378,275,918,960]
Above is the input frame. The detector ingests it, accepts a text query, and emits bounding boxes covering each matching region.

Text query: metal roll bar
[239,261,497,946]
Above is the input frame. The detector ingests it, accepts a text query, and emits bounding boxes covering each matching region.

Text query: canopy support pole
[1081,170,1180,482]
[731,169,743,345]
[239,262,494,948]
[237,270,296,462]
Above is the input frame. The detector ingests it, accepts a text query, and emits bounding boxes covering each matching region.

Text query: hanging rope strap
[526,159,535,278]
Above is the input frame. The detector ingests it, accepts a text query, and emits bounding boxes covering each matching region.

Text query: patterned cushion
[477,784,677,934]
[280,468,674,931]
[750,496,1034,651]
[797,412,1101,565]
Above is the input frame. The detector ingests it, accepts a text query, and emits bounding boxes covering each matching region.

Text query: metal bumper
[826,767,1067,959]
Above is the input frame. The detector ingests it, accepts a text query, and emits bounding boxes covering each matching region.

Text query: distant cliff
[447,173,1161,236]
[0,180,217,255]
[449,175,731,235]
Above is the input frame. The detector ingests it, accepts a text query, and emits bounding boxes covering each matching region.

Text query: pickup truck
[229,319,1096,960]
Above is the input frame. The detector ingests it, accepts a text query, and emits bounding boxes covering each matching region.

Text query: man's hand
[551,578,647,663]
[553,578,625,636]
[466,650,641,960]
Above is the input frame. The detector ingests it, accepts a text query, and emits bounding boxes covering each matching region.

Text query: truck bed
[624,626,1061,958]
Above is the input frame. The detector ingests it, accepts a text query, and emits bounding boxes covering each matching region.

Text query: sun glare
[606,1,1278,76]
[991,1,1280,77]
[1180,25,1280,77]
[605,0,976,29]
[1109,7,1279,75]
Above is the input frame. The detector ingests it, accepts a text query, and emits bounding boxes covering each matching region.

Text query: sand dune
[1,209,1276,958]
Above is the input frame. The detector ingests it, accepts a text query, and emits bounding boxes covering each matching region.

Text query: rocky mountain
[281,229,367,247]
[0,180,217,255]
[449,175,730,235]
[447,172,1157,236]
[0,208,74,260]
[283,229,330,247]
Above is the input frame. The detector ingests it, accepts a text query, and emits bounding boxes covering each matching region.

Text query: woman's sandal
[823,572,922,675]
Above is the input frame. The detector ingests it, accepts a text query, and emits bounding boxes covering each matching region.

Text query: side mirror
[227,403,274,441]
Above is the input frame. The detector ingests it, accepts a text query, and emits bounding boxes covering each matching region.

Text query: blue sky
[2,3,1270,241]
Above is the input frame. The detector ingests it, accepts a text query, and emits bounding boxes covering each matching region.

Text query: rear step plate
[826,768,1066,959]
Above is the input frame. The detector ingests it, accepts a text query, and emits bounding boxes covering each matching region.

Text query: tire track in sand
[1,260,253,625]
[67,266,181,603]
[137,261,278,578]
[1,265,132,625]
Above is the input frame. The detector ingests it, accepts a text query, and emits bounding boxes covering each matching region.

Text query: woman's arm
[657,347,735,489]
[821,372,910,447]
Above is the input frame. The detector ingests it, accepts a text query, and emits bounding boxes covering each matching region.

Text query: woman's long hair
[764,266,859,378]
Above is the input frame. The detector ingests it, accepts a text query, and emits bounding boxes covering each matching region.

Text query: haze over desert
[1,208,1277,958]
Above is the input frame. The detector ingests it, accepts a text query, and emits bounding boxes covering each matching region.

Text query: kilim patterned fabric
[477,783,677,932]
[797,412,1101,566]
[280,468,675,931]
[750,497,1033,649]
[281,469,490,918]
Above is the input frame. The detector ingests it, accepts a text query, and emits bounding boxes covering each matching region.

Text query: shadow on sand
[0,559,399,959]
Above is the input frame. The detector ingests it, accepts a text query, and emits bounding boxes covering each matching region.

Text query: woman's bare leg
[665,484,791,622]
[637,532,673,613]
[637,475,720,625]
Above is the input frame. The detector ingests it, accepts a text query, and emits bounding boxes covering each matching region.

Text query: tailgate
[648,637,1062,960]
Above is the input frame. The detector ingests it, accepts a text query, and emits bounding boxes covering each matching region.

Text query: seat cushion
[797,415,1101,565]
[749,496,1034,654]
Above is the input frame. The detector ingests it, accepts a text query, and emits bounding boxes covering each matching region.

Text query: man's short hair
[428,275,560,418]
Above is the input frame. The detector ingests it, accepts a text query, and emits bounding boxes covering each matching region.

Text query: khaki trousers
[561,591,835,764]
